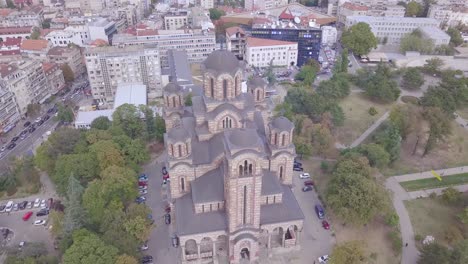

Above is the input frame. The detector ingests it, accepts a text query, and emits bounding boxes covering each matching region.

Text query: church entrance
[240,248,250,263]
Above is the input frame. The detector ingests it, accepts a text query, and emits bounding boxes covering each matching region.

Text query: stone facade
[163,50,304,264]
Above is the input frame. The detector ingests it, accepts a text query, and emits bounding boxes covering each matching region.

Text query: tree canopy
[401,68,424,90]
[209,8,225,20]
[405,1,423,17]
[361,64,400,102]
[400,30,434,54]
[341,22,378,56]
[418,243,451,264]
[447,27,463,46]
[329,240,367,264]
[91,116,111,130]
[63,229,119,264]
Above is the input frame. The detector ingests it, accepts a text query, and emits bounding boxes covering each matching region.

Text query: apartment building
[345,16,440,44]
[42,62,66,95]
[244,0,289,10]
[79,0,105,14]
[0,38,21,56]
[20,39,52,60]
[245,37,298,68]
[47,46,86,78]
[0,6,43,28]
[163,10,190,30]
[338,2,369,24]
[321,26,338,45]
[198,0,214,9]
[84,45,161,103]
[226,26,247,60]
[88,18,117,44]
[112,28,216,68]
[0,59,50,115]
[0,27,32,41]
[428,5,468,28]
[0,81,21,134]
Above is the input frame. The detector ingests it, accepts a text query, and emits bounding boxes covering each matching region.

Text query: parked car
[172,235,179,248]
[36,209,49,217]
[0,205,6,213]
[304,180,314,186]
[302,186,313,192]
[136,197,146,204]
[37,120,44,126]
[164,214,171,225]
[138,186,148,191]
[43,115,50,121]
[23,121,31,127]
[40,199,47,208]
[299,173,310,179]
[28,127,36,133]
[138,181,148,187]
[0,146,5,152]
[22,211,33,221]
[315,205,325,219]
[140,244,149,251]
[322,220,330,230]
[11,136,19,142]
[139,189,148,195]
[13,203,19,211]
[318,255,329,263]
[26,202,33,209]
[35,117,41,123]
[33,198,40,208]
[162,166,168,175]
[5,201,13,212]
[18,201,28,210]
[293,167,303,172]
[33,220,46,226]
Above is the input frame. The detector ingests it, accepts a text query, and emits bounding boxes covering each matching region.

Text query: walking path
[385,165,468,264]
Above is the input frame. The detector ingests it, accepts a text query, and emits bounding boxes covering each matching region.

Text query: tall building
[88,18,117,45]
[245,37,298,68]
[0,81,21,134]
[84,44,162,103]
[0,59,50,115]
[428,5,468,28]
[163,10,190,30]
[226,26,247,60]
[112,28,216,69]
[163,50,304,264]
[251,22,322,67]
[0,6,44,27]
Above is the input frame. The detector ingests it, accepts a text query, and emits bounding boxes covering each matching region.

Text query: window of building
[210,78,214,97]
[178,145,182,157]
[181,177,185,191]
[280,166,283,180]
[223,79,228,99]
[243,186,247,225]
[281,134,286,146]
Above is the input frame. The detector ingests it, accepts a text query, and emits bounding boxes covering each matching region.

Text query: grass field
[335,91,394,145]
[404,195,467,248]
[399,173,468,191]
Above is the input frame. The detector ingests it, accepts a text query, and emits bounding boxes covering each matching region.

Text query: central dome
[204,50,240,74]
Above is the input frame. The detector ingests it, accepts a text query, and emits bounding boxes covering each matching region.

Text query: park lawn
[399,173,468,191]
[382,120,468,176]
[302,159,400,264]
[404,194,467,248]
[335,91,394,146]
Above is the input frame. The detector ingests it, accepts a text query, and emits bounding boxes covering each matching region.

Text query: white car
[5,201,13,212]
[318,255,329,263]
[40,200,47,208]
[299,173,310,179]
[139,189,148,195]
[138,186,148,191]
[13,203,19,211]
[140,244,149,251]
[26,202,33,209]
[33,198,40,208]
[35,117,41,123]
[33,220,46,226]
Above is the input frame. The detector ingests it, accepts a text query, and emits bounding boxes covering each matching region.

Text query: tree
[63,229,119,264]
[139,105,156,141]
[63,176,86,236]
[293,137,312,158]
[274,102,294,121]
[6,0,15,8]
[316,73,350,99]
[400,31,434,54]
[56,104,74,122]
[337,48,349,74]
[405,1,422,17]
[452,239,468,264]
[341,22,378,56]
[459,207,468,224]
[154,114,166,142]
[89,140,125,171]
[85,129,112,144]
[359,143,390,168]
[447,27,463,46]
[61,64,75,82]
[209,8,225,20]
[363,64,400,102]
[401,68,424,90]
[329,241,367,264]
[42,19,51,29]
[441,187,461,204]
[115,255,138,264]
[311,124,334,156]
[49,210,64,237]
[418,243,451,264]
[30,27,40,40]
[326,157,387,225]
[423,57,444,75]
[90,116,111,130]
[184,93,193,106]
[113,135,149,167]
[112,104,145,139]
[423,107,452,155]
[53,153,100,193]
[295,63,319,86]
[389,105,419,140]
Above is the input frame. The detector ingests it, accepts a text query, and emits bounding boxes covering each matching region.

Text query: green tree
[90,116,111,130]
[89,140,125,171]
[154,114,166,142]
[30,27,40,40]
[274,102,294,121]
[342,22,378,56]
[295,64,318,86]
[112,104,145,139]
[140,105,156,141]
[389,105,418,139]
[385,212,399,228]
[374,123,401,161]
[400,32,434,54]
[316,72,350,99]
[63,176,86,236]
[63,229,119,264]
[459,207,468,224]
[294,137,312,158]
[405,1,422,17]
[359,143,391,168]
[423,107,452,155]
[61,64,75,82]
[53,153,100,194]
[209,8,225,20]
[42,19,51,29]
[329,240,367,264]
[441,187,461,204]
[185,93,193,106]
[311,124,334,156]
[6,0,15,8]
[418,243,451,264]
[49,210,64,237]
[363,64,400,102]
[56,104,74,122]
[447,27,464,46]
[452,239,468,264]
[423,57,444,75]
[85,129,113,144]
[115,255,138,264]
[337,48,349,74]
[113,135,149,167]
[401,68,424,90]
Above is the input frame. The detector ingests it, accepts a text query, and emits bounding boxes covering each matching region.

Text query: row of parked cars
[0,198,49,213]
[135,173,154,264]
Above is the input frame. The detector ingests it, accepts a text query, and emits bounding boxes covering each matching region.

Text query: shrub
[415,234,423,241]
[320,161,329,172]
[385,212,400,228]
[369,107,378,116]
[441,187,461,204]
[388,230,402,255]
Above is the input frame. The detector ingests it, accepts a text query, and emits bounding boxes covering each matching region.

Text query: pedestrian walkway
[394,166,468,182]
[407,184,468,200]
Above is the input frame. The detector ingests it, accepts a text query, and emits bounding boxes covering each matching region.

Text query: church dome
[204,50,241,75]
[164,82,183,94]
[271,116,293,131]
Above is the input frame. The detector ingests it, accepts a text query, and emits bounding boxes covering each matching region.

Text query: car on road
[20,130,28,137]
[33,198,40,208]
[47,108,55,114]
[172,235,179,248]
[302,186,313,192]
[7,143,16,150]
[11,136,19,142]
[318,255,329,263]
[43,115,50,121]
[23,121,31,127]
[322,220,330,230]
[28,127,36,133]
[299,173,310,179]
[33,220,46,226]
[138,186,147,191]
[315,205,325,219]
[164,214,171,225]
[22,211,33,221]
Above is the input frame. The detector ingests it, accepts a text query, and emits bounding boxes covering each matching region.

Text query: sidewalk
[407,184,468,200]
[394,166,468,182]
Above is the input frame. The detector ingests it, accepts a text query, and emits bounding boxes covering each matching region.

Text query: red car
[138,181,148,187]
[22,211,33,221]
[322,220,330,230]
[163,173,169,180]
[304,180,314,186]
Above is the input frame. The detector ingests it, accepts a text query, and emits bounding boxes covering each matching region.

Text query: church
[163,50,304,264]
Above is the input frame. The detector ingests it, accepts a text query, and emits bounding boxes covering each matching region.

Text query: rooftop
[341,2,369,11]
[225,26,245,37]
[347,16,440,24]
[75,109,114,125]
[419,26,450,39]
[0,63,18,78]
[0,26,32,34]
[47,46,77,56]
[42,62,57,73]
[260,185,305,225]
[114,83,147,109]
[168,50,193,85]
[246,37,297,47]
[191,168,225,204]
[20,39,50,51]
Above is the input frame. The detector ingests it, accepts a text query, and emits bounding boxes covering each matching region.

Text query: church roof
[271,116,294,131]
[248,76,267,88]
[164,82,183,94]
[191,167,225,203]
[260,185,305,225]
[167,125,189,142]
[203,50,241,75]
[261,170,283,195]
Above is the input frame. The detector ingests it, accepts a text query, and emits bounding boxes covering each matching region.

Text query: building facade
[245,37,298,68]
[20,39,52,60]
[88,18,117,44]
[0,81,21,134]
[244,0,289,10]
[251,24,322,67]
[345,16,440,44]
[419,26,451,46]
[84,44,161,103]
[47,46,86,78]
[163,10,190,30]
[42,62,66,95]
[428,5,468,28]
[0,27,32,42]
[112,29,216,69]
[226,26,247,61]
[164,50,304,264]
[0,7,43,28]
[198,0,214,9]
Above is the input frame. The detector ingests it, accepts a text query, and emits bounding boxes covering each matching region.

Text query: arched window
[171,144,174,156]
[244,160,248,174]
[172,96,176,107]
[223,79,228,99]
[256,89,260,101]
[248,164,253,174]
[178,95,182,106]
[274,133,278,145]
[229,118,232,128]
[210,78,214,97]
[222,119,226,128]
[243,186,247,225]
[235,76,238,95]
[181,177,185,191]
[279,166,284,180]
[281,134,286,146]
[239,165,243,176]
[178,144,182,157]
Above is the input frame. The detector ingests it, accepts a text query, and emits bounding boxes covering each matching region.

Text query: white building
[75,109,113,129]
[245,37,298,68]
[321,26,338,46]
[112,28,216,69]
[85,45,161,103]
[345,16,440,45]
[198,0,213,9]
[88,18,117,44]
[419,26,451,46]
[428,5,468,29]
[244,0,289,10]
[0,7,43,28]
[0,81,21,134]
[0,27,32,41]
[47,46,86,78]
[163,10,190,30]
[0,59,50,115]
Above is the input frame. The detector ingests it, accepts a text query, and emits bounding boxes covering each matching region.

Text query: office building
[84,44,161,103]
[47,46,86,78]
[245,37,298,68]
[88,18,117,44]
[163,10,190,30]
[419,26,451,46]
[428,5,468,28]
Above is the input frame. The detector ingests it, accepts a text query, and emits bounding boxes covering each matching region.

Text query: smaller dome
[248,76,266,88]
[229,129,258,147]
[168,126,189,142]
[271,116,293,131]
[204,50,240,75]
[164,82,182,94]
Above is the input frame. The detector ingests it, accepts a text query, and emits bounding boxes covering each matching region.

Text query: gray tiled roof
[191,167,225,203]
[175,193,227,236]
[164,82,183,94]
[248,76,266,88]
[192,133,225,165]
[261,170,282,196]
[203,50,240,75]
[260,185,305,225]
[271,116,293,131]
[191,95,206,116]
[167,125,189,141]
